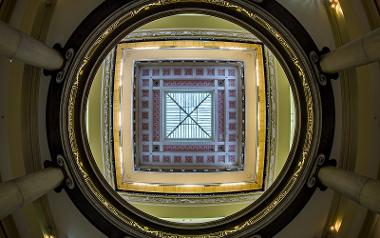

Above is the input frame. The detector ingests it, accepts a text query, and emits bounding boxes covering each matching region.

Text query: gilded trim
[112,41,266,194]
[123,29,261,42]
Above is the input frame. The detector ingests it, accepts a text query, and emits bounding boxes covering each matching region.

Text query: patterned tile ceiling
[134,61,245,172]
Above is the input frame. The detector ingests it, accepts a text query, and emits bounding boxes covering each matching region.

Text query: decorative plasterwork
[101,30,263,187]
[123,29,261,43]
[264,50,278,188]
[101,49,116,187]
[133,61,244,172]
[112,40,266,193]
[119,190,263,205]
[99,31,277,203]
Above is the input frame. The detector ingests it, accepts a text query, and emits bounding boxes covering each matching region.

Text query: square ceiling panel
[112,40,266,193]
[165,91,213,140]
[133,61,245,172]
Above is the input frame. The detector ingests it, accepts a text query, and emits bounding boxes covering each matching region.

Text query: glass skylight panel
[165,92,213,139]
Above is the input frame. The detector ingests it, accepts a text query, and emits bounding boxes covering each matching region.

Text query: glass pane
[165,92,213,139]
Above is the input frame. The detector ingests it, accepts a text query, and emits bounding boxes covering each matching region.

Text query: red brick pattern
[218,90,225,142]
[185,68,193,75]
[152,90,160,141]
[142,79,149,87]
[152,68,160,76]
[218,69,225,76]
[163,80,214,87]
[163,145,214,152]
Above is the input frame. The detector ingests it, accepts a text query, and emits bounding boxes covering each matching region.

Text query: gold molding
[112,40,266,194]
[66,0,314,236]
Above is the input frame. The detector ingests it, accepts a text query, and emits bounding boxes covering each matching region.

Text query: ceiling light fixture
[219,182,247,187]
[132,46,160,50]
[219,46,247,51]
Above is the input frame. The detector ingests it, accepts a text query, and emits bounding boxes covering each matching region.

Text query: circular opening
[48,1,333,236]
[85,13,297,224]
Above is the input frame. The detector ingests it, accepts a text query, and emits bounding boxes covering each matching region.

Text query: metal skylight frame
[164,91,214,140]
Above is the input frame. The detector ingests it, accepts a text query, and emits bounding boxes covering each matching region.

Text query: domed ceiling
[46,0,335,237]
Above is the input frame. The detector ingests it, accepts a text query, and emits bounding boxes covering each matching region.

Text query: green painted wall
[138,14,248,32]
[274,60,293,177]
[131,201,251,219]
[87,64,104,174]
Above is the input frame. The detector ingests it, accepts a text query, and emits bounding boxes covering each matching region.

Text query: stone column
[0,168,64,219]
[320,28,380,73]
[0,21,64,70]
[318,166,380,214]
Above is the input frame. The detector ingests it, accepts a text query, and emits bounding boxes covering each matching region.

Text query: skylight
[165,92,213,140]
[132,60,245,172]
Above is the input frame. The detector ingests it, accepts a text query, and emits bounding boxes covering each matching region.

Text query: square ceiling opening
[164,91,213,140]
[133,60,245,172]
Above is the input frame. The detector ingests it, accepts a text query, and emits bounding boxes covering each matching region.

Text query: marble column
[320,28,380,73]
[0,168,64,219]
[0,21,64,70]
[318,166,380,214]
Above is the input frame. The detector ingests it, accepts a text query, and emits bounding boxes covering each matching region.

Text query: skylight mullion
[165,92,212,139]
